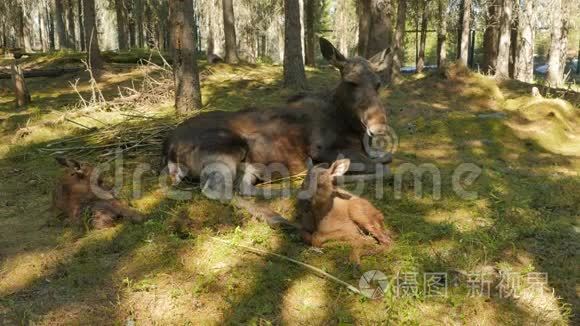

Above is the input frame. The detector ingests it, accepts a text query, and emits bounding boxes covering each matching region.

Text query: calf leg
[349,208,393,247]
[311,230,378,265]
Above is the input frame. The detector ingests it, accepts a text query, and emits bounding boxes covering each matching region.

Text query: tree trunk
[495,0,512,79]
[83,0,104,74]
[437,0,447,67]
[136,0,144,48]
[67,0,77,50]
[558,12,569,79]
[368,0,393,56]
[278,19,285,63]
[546,0,562,86]
[358,0,393,60]
[357,0,371,57]
[304,0,317,67]
[391,0,406,84]
[207,14,214,56]
[417,0,428,73]
[169,0,202,114]
[483,0,499,73]
[40,9,50,51]
[54,0,68,49]
[514,0,534,83]
[11,63,31,107]
[468,30,475,67]
[115,0,128,50]
[576,37,580,75]
[508,12,517,78]
[283,0,306,89]
[459,0,471,65]
[77,0,85,51]
[48,4,56,50]
[17,6,25,49]
[222,0,239,64]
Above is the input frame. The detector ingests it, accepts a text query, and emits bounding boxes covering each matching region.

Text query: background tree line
[1,0,578,111]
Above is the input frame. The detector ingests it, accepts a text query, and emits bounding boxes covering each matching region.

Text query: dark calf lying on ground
[52,157,145,229]
[298,159,393,264]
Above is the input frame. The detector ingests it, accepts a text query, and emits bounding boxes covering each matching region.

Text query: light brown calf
[298,159,393,264]
[52,157,145,229]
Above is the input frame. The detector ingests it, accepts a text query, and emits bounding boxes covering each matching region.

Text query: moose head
[320,38,390,138]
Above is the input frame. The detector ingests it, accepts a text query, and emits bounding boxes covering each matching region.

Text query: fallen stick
[209,236,363,296]
[0,67,83,79]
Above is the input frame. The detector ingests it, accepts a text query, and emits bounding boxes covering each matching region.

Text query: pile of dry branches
[40,115,179,161]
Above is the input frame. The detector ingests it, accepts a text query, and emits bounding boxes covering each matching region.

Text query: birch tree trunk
[514,0,534,83]
[558,11,569,79]
[222,0,239,64]
[495,0,512,79]
[169,0,202,114]
[546,0,562,86]
[283,0,306,89]
[459,0,471,65]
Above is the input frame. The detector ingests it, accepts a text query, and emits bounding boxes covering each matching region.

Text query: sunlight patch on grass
[281,274,331,324]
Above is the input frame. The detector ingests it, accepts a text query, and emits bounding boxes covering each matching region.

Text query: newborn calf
[52,157,144,229]
[298,159,392,264]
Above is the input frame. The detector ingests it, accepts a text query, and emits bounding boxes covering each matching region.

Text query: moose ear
[368,48,391,72]
[330,159,350,177]
[320,37,346,69]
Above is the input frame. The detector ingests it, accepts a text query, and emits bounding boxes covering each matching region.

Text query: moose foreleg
[316,148,392,173]
[315,149,392,183]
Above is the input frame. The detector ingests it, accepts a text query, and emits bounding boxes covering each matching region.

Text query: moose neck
[312,184,334,218]
[330,83,365,134]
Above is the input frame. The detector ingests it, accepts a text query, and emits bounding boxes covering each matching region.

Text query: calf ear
[369,48,391,72]
[320,37,346,69]
[330,159,350,177]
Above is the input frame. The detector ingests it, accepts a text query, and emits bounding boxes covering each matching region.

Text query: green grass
[0,56,578,325]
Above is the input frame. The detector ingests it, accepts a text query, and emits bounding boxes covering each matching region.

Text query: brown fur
[298,159,393,264]
[52,157,145,229]
[162,38,392,199]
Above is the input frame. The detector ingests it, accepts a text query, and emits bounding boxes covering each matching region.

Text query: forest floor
[0,52,579,325]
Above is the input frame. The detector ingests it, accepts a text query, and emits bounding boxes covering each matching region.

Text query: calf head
[55,157,113,201]
[320,38,389,137]
[300,158,350,201]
